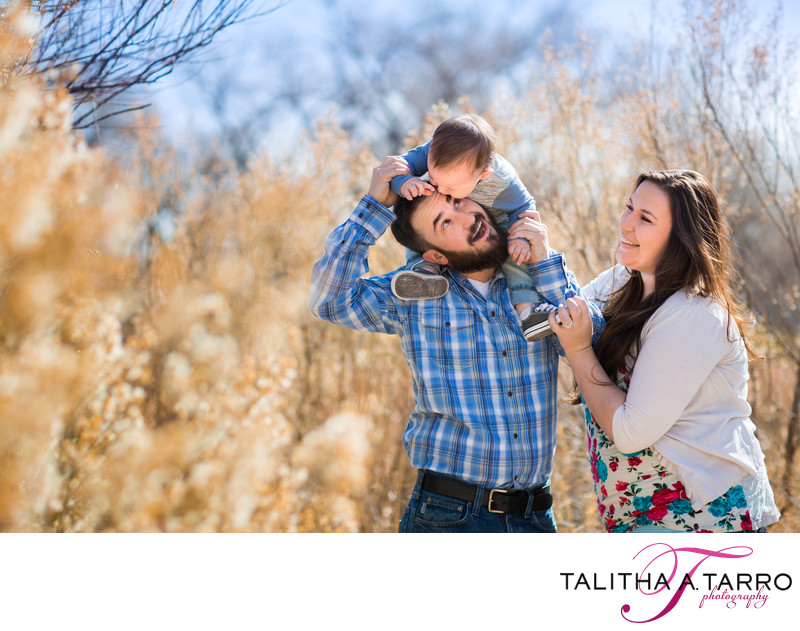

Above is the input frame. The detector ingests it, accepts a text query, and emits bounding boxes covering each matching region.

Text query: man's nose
[454,209,476,228]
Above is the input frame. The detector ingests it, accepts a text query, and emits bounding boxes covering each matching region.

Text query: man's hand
[507,210,550,263]
[399,176,436,200]
[368,156,412,207]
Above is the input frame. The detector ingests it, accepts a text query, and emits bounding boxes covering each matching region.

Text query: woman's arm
[549,297,624,440]
[551,295,733,451]
[610,299,733,452]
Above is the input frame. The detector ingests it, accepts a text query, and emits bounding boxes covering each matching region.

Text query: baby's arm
[390,141,432,197]
[399,176,435,200]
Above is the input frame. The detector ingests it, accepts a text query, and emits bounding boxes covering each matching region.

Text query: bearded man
[308,157,603,532]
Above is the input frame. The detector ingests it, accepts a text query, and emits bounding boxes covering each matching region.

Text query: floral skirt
[583,404,756,533]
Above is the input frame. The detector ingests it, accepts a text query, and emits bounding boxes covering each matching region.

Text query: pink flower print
[651,488,682,507]
[590,453,600,483]
[672,481,689,500]
[646,505,669,521]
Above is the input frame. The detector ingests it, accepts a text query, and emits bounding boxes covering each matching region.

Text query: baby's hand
[400,177,436,200]
[508,210,549,263]
[508,237,532,265]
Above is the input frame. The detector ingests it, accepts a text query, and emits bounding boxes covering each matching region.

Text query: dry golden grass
[0,15,795,533]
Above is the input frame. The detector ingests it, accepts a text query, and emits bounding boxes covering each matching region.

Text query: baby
[390,114,554,340]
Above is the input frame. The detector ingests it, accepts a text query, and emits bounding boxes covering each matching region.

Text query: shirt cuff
[528,250,565,275]
[527,251,576,303]
[351,195,396,239]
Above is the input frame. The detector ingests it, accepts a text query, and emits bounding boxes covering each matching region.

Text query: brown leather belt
[421,471,553,514]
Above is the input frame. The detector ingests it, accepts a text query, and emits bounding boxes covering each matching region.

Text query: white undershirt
[467,278,492,299]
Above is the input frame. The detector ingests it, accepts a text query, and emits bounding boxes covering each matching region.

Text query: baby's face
[427,160,488,199]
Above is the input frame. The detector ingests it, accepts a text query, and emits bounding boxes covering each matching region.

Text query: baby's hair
[429,114,495,172]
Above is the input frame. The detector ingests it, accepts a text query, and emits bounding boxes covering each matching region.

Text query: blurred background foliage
[0,0,797,531]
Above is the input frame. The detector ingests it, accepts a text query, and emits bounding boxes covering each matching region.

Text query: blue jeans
[398,471,557,533]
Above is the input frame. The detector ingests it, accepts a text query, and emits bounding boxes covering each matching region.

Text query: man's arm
[308,160,409,334]
[508,210,605,349]
[528,252,605,351]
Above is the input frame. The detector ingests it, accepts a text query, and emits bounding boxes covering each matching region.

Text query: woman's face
[616,180,673,279]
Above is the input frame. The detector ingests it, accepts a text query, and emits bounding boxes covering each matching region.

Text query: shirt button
[358,212,364,218]
[513,433,518,439]
[507,391,512,397]
[501,351,507,357]
[490,311,495,316]
[445,321,450,327]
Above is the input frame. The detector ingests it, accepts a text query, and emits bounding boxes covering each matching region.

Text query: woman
[550,170,780,532]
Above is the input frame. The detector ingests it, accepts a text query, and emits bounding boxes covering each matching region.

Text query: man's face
[410,192,508,273]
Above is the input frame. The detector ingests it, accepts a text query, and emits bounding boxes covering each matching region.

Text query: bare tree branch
[21,0,286,128]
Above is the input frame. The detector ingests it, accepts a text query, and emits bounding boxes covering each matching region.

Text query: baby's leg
[502,260,554,341]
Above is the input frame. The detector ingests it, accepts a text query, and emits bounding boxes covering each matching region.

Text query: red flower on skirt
[646,505,669,521]
[651,488,683,506]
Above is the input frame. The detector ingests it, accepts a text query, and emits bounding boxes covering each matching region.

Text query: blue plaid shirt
[308,195,604,489]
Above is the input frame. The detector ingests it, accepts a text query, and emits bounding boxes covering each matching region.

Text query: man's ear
[422,250,448,266]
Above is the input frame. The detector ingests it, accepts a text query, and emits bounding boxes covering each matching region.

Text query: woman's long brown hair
[594,170,760,385]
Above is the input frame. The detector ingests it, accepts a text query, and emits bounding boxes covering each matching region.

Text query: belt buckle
[487,488,509,514]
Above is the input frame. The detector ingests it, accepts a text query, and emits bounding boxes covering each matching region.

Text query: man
[308,157,603,532]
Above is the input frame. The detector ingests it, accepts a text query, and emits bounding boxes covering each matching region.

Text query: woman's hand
[549,296,594,355]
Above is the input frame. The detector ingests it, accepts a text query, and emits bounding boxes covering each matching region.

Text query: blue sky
[146,0,800,155]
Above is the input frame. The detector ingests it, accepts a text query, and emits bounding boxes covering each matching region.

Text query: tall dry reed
[1,10,795,532]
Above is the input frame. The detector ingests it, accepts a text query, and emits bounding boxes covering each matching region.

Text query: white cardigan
[582,266,766,508]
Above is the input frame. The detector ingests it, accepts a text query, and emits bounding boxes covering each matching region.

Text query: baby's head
[427,114,495,199]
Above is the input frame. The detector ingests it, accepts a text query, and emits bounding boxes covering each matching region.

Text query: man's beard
[438,212,510,274]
